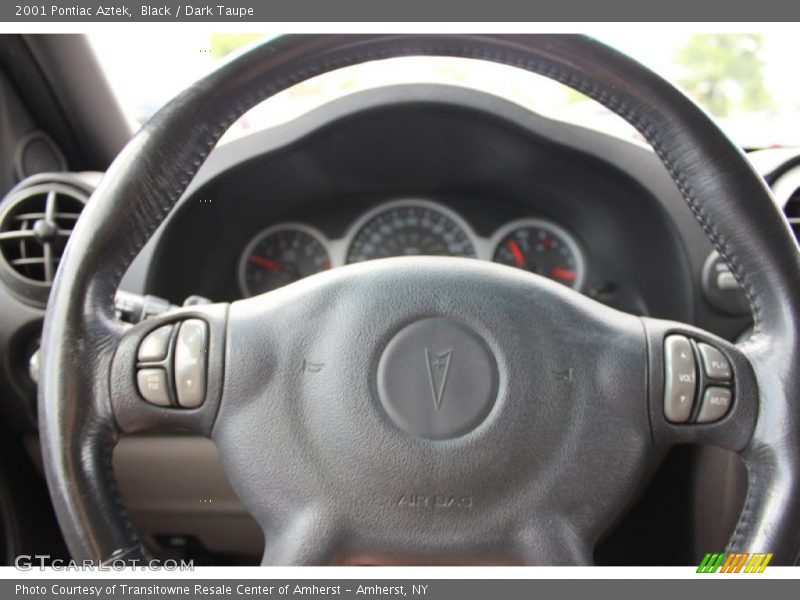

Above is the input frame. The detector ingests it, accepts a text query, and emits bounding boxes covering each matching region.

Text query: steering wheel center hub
[377,317,498,439]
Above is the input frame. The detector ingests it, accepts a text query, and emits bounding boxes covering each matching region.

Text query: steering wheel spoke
[108,303,228,435]
[642,317,758,452]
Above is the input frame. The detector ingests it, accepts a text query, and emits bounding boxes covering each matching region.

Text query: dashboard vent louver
[0,176,89,306]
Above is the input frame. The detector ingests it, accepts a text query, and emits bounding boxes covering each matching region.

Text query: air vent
[0,175,89,306]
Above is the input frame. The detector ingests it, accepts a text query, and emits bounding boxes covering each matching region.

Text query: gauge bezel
[237,222,333,298]
[342,198,481,264]
[488,217,587,291]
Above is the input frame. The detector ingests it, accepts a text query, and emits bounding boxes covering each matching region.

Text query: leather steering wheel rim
[39,34,800,565]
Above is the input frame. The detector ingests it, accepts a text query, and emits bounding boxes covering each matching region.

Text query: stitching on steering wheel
[727,463,757,552]
[100,424,140,556]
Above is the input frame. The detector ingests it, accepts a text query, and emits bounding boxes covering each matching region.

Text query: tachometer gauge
[346,200,477,263]
[491,219,586,290]
[238,224,331,297]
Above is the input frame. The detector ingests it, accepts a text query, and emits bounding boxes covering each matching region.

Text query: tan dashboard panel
[112,435,263,558]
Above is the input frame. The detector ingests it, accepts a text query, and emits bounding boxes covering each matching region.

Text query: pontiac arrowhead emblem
[425,348,453,410]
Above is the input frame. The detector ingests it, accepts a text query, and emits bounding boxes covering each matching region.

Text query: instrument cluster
[238,199,586,297]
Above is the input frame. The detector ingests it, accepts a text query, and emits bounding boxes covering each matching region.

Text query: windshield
[89,32,800,149]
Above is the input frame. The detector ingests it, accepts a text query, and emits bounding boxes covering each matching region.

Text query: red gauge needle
[506,239,525,267]
[248,254,281,273]
[550,267,577,282]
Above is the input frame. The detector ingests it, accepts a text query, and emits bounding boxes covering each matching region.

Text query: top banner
[2,0,800,22]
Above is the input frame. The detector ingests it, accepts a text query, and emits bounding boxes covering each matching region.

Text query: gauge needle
[550,267,577,282]
[248,254,281,273]
[506,239,525,267]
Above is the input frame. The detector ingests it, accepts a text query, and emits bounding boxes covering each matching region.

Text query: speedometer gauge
[491,219,586,290]
[346,200,477,264]
[238,224,331,297]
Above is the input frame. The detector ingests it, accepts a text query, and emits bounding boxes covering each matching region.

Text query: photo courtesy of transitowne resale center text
[0,0,800,598]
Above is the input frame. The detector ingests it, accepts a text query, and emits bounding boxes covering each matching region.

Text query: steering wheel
[39,35,800,565]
